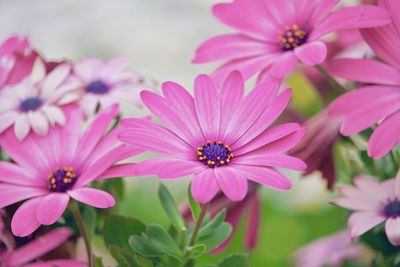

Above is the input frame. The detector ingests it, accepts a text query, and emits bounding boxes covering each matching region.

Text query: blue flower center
[85,80,110,94]
[279,24,308,51]
[384,200,400,218]
[48,167,78,192]
[19,97,43,112]
[197,141,233,168]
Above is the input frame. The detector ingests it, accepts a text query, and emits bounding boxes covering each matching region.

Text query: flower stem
[189,203,209,247]
[70,201,93,267]
[315,64,347,94]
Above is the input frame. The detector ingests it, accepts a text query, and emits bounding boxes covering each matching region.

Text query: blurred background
[0,0,349,266]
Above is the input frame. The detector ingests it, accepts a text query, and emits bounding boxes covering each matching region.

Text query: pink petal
[234,154,306,171]
[42,64,71,98]
[308,0,340,26]
[0,161,45,186]
[191,169,219,204]
[118,119,192,157]
[310,5,391,40]
[270,52,298,78]
[232,89,291,149]
[11,197,42,237]
[59,104,82,165]
[219,71,244,139]
[353,175,388,202]
[75,104,119,162]
[97,163,136,180]
[193,34,275,64]
[386,217,400,246]
[157,160,206,179]
[132,158,169,176]
[233,165,292,190]
[348,211,385,239]
[215,167,247,201]
[194,74,221,141]
[0,184,47,208]
[141,89,200,144]
[68,188,115,208]
[294,41,327,65]
[327,58,400,86]
[223,78,279,144]
[36,193,69,225]
[99,57,129,78]
[0,112,18,133]
[368,110,400,158]
[161,81,204,144]
[73,58,103,81]
[8,228,72,266]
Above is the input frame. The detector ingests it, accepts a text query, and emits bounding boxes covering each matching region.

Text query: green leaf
[145,224,183,261]
[188,183,201,221]
[185,244,206,259]
[197,222,232,250]
[198,209,226,238]
[218,253,250,267]
[158,183,186,231]
[109,245,140,267]
[94,256,105,267]
[104,215,146,251]
[129,235,165,257]
[83,206,97,242]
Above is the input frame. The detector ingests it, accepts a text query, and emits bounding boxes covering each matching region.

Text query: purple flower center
[279,24,308,51]
[384,200,400,218]
[48,167,78,192]
[197,141,233,168]
[19,97,43,112]
[85,80,110,95]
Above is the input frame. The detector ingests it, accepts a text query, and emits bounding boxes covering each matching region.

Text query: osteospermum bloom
[0,104,139,236]
[73,58,154,117]
[0,62,80,140]
[192,0,390,83]
[119,71,306,203]
[332,172,400,246]
[328,0,400,158]
[295,230,363,267]
[0,35,37,89]
[0,228,85,267]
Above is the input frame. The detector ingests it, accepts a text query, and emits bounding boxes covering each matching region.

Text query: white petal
[14,114,31,140]
[28,111,49,136]
[42,64,71,98]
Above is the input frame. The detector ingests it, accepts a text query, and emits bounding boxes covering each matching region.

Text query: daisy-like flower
[328,0,400,158]
[0,227,86,267]
[192,0,390,83]
[295,230,363,267]
[119,71,306,203]
[332,171,400,246]
[0,104,140,237]
[0,35,37,89]
[73,58,154,117]
[0,61,80,141]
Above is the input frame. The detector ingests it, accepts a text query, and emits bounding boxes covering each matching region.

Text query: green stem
[315,64,347,94]
[70,201,93,267]
[188,204,209,247]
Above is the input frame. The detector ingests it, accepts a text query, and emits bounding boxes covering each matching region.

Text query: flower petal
[348,211,385,239]
[234,154,306,171]
[294,41,327,65]
[11,197,42,237]
[0,184,47,208]
[270,52,298,78]
[36,193,69,225]
[14,114,30,141]
[386,217,400,246]
[68,188,115,208]
[157,160,206,179]
[0,161,45,186]
[215,167,247,201]
[191,169,219,204]
[28,111,49,136]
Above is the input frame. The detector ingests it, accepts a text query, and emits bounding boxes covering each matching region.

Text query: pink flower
[0,227,86,267]
[73,58,153,117]
[119,71,306,203]
[0,61,80,141]
[0,104,139,237]
[192,0,391,83]
[328,0,400,158]
[0,209,14,252]
[289,111,340,189]
[295,230,363,267]
[0,35,37,89]
[332,171,400,246]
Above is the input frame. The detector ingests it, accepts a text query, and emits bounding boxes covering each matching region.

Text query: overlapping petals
[119,71,306,203]
[193,0,390,83]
